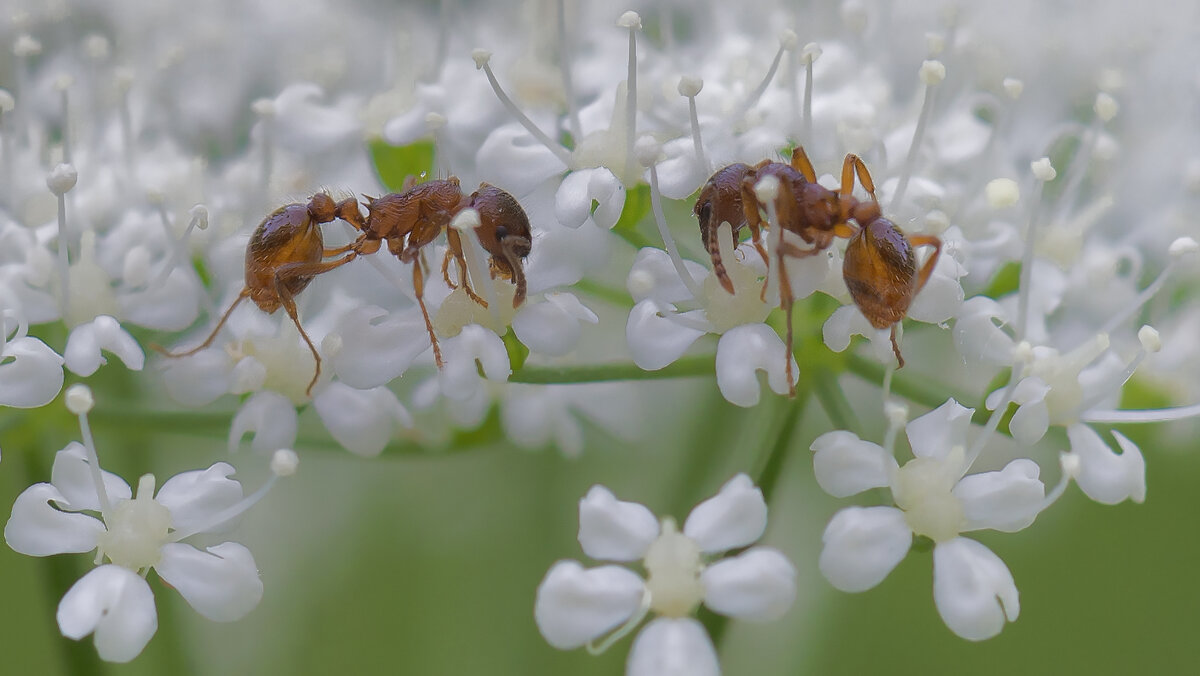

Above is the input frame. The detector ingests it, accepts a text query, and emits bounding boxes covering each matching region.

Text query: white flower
[0,310,64,408]
[812,400,1046,640]
[535,474,795,675]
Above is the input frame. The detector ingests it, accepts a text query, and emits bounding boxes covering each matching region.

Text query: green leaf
[369,139,435,192]
[502,328,530,372]
[613,184,651,233]
[981,260,1021,298]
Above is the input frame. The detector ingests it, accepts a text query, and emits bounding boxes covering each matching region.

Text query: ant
[695,147,941,394]
[155,193,359,396]
[332,176,533,367]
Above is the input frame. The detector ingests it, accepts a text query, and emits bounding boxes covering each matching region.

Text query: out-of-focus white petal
[439,324,510,400]
[51,443,132,513]
[475,124,567,197]
[160,349,231,407]
[995,378,1051,446]
[155,542,263,622]
[227,391,297,454]
[655,137,708,200]
[956,459,1045,533]
[953,296,1014,367]
[626,248,708,305]
[119,268,201,331]
[811,430,897,498]
[683,473,767,554]
[1066,424,1145,505]
[64,316,145,376]
[513,301,579,356]
[57,565,157,663]
[4,483,104,556]
[932,537,1019,641]
[906,399,974,460]
[578,485,659,562]
[907,254,965,324]
[819,506,911,592]
[330,306,430,389]
[714,324,798,407]
[555,167,625,229]
[154,463,242,536]
[626,617,719,676]
[822,304,870,353]
[0,335,65,408]
[701,547,796,621]
[313,383,409,457]
[626,300,705,371]
[534,560,645,650]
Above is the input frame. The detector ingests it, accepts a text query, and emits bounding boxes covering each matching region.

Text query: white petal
[51,442,133,513]
[439,324,510,400]
[154,463,243,535]
[555,167,624,229]
[819,506,911,592]
[64,316,145,376]
[330,306,430,389]
[821,304,871,353]
[715,324,798,407]
[956,459,1045,532]
[811,430,897,498]
[907,254,965,324]
[313,383,409,457]
[155,542,263,622]
[626,248,708,305]
[5,483,104,556]
[953,296,1015,367]
[0,335,65,408]
[160,349,232,406]
[475,124,567,196]
[906,399,974,460]
[578,485,659,562]
[1066,424,1146,505]
[683,473,767,553]
[655,137,709,200]
[932,538,1019,641]
[512,301,582,357]
[227,391,297,454]
[701,547,796,621]
[626,617,719,676]
[626,300,705,371]
[119,268,202,331]
[534,560,645,650]
[57,565,157,663]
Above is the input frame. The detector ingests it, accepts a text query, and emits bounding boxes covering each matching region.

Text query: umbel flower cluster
[0,0,1198,672]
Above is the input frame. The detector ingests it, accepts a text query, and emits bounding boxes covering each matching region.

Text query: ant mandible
[695,147,941,395]
[333,176,532,367]
[156,193,359,396]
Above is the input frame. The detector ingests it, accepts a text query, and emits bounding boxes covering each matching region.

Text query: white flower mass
[0,0,1198,672]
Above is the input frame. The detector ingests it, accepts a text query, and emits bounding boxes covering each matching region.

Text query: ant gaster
[695,147,941,394]
[156,193,359,396]
[333,176,532,367]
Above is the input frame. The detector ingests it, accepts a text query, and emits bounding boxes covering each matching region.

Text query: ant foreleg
[152,288,250,358]
[907,234,942,294]
[411,260,444,368]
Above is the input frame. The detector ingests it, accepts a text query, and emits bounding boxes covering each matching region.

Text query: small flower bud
[271,449,299,477]
[46,163,78,195]
[754,174,780,203]
[1002,78,1024,99]
[925,32,945,57]
[677,76,703,98]
[1031,157,1056,182]
[885,401,909,427]
[985,178,1020,208]
[65,384,94,414]
[1094,92,1119,122]
[451,207,481,231]
[920,60,946,86]
[424,112,446,130]
[1013,340,1034,365]
[779,29,798,50]
[322,332,343,358]
[634,135,662,167]
[472,49,492,69]
[251,98,275,117]
[13,34,41,57]
[801,42,822,65]
[924,209,950,234]
[1060,452,1082,478]
[1169,236,1198,259]
[84,34,110,60]
[617,11,642,30]
[1137,325,1161,353]
[190,204,209,230]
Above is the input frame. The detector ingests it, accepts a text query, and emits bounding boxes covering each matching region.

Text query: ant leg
[776,244,798,397]
[840,154,878,202]
[889,324,905,369]
[153,288,250,357]
[273,255,359,396]
[702,221,736,295]
[441,249,457,289]
[502,236,531,307]
[908,234,943,294]
[411,260,444,368]
[446,228,488,307]
[790,146,817,182]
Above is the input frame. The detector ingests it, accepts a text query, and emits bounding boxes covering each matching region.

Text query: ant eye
[495,225,508,239]
[699,203,712,224]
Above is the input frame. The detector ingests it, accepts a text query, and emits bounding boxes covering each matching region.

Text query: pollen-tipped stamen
[891,59,945,208]
[678,76,709,173]
[557,0,582,141]
[473,50,572,165]
[730,30,797,125]
[169,449,297,542]
[65,384,113,519]
[618,11,642,182]
[644,145,704,301]
[1015,158,1057,341]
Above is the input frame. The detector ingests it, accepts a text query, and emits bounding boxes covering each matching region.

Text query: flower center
[96,474,172,571]
[643,518,705,618]
[892,447,966,543]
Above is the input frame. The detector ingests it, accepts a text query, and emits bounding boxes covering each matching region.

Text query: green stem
[510,354,714,384]
[813,367,860,433]
[843,352,972,411]
[571,278,634,308]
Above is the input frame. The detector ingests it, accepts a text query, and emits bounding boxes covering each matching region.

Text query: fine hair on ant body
[695,147,941,395]
[326,175,533,367]
[155,193,361,396]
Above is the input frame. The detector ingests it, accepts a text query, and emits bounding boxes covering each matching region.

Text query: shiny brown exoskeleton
[696,147,941,393]
[156,193,359,396]
[334,177,532,367]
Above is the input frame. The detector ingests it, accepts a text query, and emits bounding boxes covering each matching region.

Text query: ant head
[308,193,336,223]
